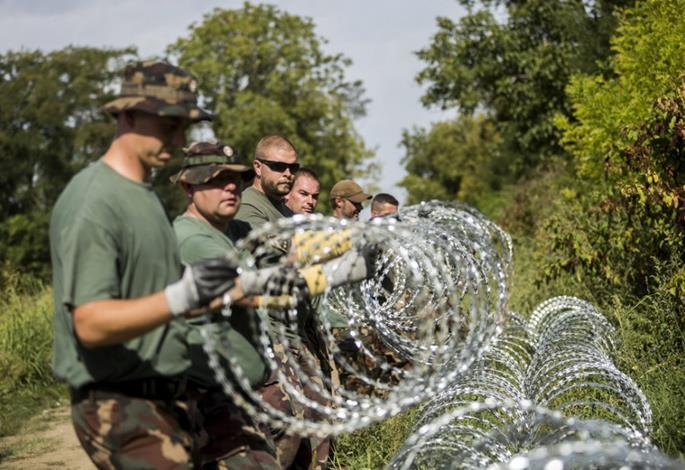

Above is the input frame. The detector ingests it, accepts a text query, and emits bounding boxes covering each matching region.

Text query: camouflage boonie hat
[171,141,254,184]
[103,60,213,122]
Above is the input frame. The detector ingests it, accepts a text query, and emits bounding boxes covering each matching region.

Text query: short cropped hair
[293,167,320,185]
[371,193,399,212]
[254,135,297,161]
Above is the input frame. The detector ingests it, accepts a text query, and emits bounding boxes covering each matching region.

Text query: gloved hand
[265,265,309,303]
[323,242,380,287]
[164,257,239,316]
[291,229,353,264]
[299,242,381,296]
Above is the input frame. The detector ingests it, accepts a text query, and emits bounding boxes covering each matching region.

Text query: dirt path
[0,406,92,469]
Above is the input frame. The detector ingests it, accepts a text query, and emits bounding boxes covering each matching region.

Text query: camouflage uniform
[193,389,279,469]
[71,389,278,469]
[173,141,284,468]
[331,325,409,398]
[258,334,333,469]
[71,393,197,469]
[52,62,279,469]
[174,147,324,467]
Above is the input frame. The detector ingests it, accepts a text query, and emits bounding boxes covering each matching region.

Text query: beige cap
[330,179,372,203]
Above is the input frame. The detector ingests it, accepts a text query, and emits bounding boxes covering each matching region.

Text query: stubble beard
[263,177,291,201]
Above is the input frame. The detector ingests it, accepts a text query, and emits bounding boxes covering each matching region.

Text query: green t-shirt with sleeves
[235,186,293,230]
[173,215,268,389]
[50,160,190,389]
[175,215,243,262]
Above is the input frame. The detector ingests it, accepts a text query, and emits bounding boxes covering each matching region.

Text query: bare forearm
[73,292,172,348]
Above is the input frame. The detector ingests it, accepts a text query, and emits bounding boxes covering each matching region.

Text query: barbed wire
[197,201,508,437]
[196,201,681,468]
[388,296,677,469]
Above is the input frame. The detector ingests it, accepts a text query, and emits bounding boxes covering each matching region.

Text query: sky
[0,0,462,204]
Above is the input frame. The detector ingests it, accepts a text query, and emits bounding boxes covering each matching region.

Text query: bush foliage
[410,0,685,458]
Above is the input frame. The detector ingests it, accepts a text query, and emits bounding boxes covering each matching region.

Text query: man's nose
[222,180,238,191]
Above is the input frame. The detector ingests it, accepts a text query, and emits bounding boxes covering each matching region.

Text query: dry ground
[0,406,92,469]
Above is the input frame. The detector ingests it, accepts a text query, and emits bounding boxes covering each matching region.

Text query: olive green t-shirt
[235,186,293,230]
[173,215,268,388]
[50,161,189,388]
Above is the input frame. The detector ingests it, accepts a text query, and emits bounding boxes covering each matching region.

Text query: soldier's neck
[184,205,229,232]
[102,139,151,183]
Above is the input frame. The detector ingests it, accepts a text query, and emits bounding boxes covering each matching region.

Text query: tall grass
[610,290,685,456]
[0,267,64,437]
[331,408,417,469]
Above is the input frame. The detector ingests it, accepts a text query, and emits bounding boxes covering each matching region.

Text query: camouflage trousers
[330,326,409,397]
[71,387,280,469]
[259,342,333,469]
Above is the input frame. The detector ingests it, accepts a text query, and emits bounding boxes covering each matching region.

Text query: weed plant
[0,267,64,437]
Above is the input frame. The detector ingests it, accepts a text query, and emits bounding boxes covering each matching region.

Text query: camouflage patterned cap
[170,141,254,184]
[103,60,213,122]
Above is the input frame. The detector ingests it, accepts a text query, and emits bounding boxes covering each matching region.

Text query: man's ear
[253,160,261,178]
[123,110,136,128]
[181,182,194,200]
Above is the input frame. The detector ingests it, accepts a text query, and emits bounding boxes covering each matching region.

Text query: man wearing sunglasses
[235,134,299,229]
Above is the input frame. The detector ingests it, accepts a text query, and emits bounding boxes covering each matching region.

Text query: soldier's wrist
[165,268,199,316]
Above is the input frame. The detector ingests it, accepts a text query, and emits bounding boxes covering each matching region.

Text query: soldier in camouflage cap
[171,141,281,467]
[50,60,282,469]
[103,60,212,122]
[172,141,255,241]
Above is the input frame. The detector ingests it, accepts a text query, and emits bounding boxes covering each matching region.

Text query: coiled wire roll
[388,296,676,469]
[200,201,509,437]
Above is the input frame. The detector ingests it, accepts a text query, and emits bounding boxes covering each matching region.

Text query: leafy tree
[557,0,685,180]
[544,0,685,295]
[0,47,135,277]
[167,3,373,209]
[537,3,685,452]
[415,0,632,177]
[399,115,501,205]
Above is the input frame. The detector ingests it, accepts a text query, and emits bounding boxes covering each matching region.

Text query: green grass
[330,408,417,469]
[609,292,685,456]
[0,269,65,437]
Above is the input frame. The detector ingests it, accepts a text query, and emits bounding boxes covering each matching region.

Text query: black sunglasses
[257,158,300,173]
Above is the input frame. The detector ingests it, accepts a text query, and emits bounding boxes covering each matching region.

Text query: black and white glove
[265,265,309,302]
[164,257,239,316]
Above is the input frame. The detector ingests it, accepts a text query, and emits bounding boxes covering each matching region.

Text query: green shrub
[547,0,685,296]
[609,284,685,456]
